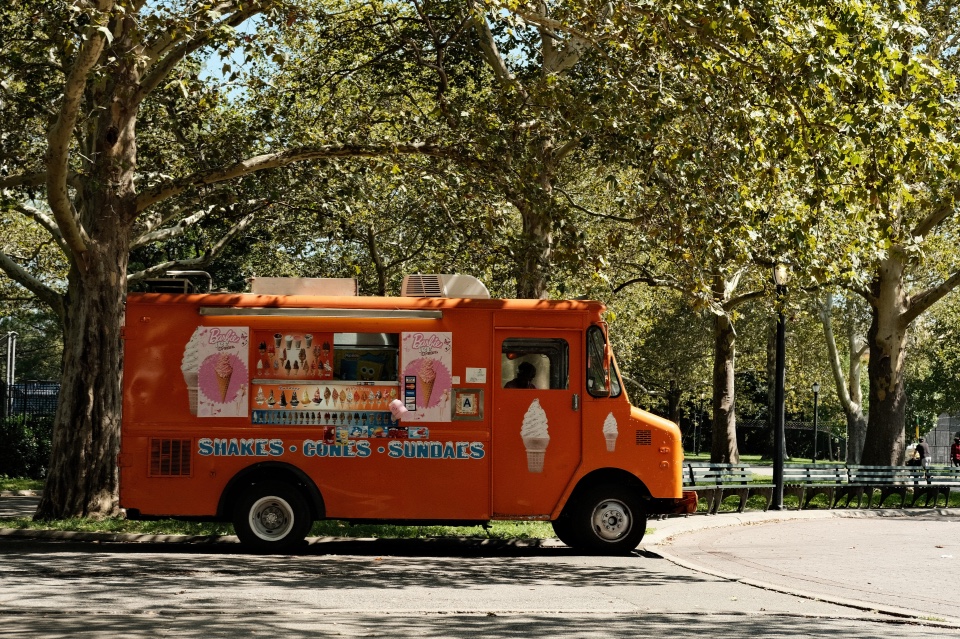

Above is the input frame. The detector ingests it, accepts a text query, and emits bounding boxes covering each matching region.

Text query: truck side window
[501,338,569,390]
[587,326,622,398]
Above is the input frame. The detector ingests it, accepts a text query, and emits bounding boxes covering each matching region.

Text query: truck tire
[551,512,581,548]
[233,481,311,552]
[568,484,646,554]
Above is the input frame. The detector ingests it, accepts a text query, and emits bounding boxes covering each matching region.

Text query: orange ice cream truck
[119,274,695,553]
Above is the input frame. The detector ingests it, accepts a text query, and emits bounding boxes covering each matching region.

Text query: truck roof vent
[250,277,358,296]
[402,274,490,299]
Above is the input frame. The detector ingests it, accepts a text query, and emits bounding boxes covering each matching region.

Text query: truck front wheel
[568,485,646,554]
[233,481,311,552]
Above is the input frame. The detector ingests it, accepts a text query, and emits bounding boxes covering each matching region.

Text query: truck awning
[198,307,443,320]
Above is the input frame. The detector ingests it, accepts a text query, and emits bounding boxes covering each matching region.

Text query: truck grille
[149,439,192,476]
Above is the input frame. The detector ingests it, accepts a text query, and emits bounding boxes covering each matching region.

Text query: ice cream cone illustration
[214,354,234,402]
[180,329,205,415]
[603,412,619,452]
[418,359,437,407]
[520,398,550,473]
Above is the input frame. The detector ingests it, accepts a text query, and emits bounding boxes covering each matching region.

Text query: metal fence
[1,380,60,419]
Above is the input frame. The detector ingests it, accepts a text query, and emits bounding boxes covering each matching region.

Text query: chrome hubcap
[249,496,294,541]
[591,499,632,541]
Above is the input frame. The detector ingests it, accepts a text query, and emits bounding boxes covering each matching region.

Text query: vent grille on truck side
[150,439,192,476]
[635,430,652,446]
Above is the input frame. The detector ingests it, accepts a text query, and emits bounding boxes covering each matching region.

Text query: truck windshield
[586,326,622,398]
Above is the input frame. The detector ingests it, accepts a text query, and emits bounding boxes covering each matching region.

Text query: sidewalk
[644,508,960,626]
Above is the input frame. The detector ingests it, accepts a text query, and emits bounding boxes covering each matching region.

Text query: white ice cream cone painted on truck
[603,413,620,453]
[603,412,619,452]
[180,328,204,415]
[520,398,550,473]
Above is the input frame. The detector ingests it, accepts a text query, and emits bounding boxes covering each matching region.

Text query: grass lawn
[0,478,44,492]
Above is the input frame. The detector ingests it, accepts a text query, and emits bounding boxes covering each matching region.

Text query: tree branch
[0,172,47,189]
[14,203,72,259]
[910,194,957,239]
[137,1,273,106]
[132,205,214,249]
[723,288,766,311]
[0,251,65,321]
[135,143,458,213]
[904,269,960,325]
[612,273,686,295]
[127,208,260,284]
[467,0,528,97]
[46,1,116,264]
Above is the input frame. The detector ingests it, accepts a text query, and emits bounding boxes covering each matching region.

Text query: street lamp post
[811,382,820,463]
[771,265,788,510]
[696,392,705,456]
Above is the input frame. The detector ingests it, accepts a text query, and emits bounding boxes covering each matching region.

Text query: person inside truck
[505,362,538,389]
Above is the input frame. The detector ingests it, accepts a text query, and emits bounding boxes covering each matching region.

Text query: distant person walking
[951,437,960,468]
[916,438,931,468]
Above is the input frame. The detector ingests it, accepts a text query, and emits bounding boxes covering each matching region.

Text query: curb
[0,491,41,497]
[0,527,238,544]
[0,525,569,550]
[641,508,960,629]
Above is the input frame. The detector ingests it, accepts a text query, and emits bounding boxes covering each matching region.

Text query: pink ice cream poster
[401,331,452,423]
[183,326,250,418]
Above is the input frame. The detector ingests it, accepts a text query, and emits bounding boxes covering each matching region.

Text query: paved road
[3,497,960,637]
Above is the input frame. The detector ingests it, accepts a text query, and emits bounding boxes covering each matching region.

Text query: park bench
[836,465,931,508]
[921,467,960,507]
[782,463,848,509]
[685,462,775,514]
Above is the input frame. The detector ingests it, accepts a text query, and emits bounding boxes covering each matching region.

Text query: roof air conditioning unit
[401,274,490,299]
[250,277,358,296]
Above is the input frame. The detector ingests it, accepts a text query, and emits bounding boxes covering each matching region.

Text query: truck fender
[217,462,325,521]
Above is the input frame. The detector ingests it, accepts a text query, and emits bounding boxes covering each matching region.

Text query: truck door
[491,330,582,517]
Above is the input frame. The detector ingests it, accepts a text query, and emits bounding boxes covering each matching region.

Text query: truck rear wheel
[568,484,646,554]
[233,481,311,552]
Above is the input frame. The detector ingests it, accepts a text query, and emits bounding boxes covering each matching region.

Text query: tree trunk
[820,291,868,463]
[514,201,553,299]
[861,257,909,466]
[846,412,867,464]
[666,378,681,424]
[36,230,131,519]
[36,53,139,519]
[844,299,867,463]
[710,312,739,463]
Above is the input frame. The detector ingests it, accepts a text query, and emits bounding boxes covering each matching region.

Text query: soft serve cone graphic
[520,399,550,473]
[603,412,619,452]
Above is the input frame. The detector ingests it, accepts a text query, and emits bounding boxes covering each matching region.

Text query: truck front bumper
[648,491,698,515]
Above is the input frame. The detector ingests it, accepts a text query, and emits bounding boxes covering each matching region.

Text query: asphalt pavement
[3,494,960,634]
